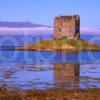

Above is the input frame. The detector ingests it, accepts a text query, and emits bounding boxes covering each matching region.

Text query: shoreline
[2,47,100,53]
[0,87,100,100]
[12,48,100,53]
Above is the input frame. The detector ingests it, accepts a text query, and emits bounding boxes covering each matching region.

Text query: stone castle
[54,15,80,39]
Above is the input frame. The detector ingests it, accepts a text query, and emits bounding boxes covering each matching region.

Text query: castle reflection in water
[54,63,80,88]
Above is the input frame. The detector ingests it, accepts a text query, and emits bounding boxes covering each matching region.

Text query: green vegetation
[16,38,100,52]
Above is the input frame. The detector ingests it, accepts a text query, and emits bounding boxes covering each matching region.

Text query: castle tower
[54,15,80,40]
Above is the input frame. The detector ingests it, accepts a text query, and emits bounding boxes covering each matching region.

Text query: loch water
[0,50,100,90]
[0,34,100,90]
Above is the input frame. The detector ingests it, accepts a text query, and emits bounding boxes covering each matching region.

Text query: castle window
[56,18,59,20]
[59,29,61,32]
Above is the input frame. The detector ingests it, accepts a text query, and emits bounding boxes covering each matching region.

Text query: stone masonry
[54,15,80,39]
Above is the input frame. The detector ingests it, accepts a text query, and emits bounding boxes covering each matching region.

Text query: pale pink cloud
[0,27,53,35]
[0,27,100,35]
[81,27,100,34]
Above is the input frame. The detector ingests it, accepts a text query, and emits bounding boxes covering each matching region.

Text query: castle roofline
[55,15,80,19]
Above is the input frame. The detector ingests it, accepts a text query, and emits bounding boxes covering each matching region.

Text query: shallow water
[0,51,100,90]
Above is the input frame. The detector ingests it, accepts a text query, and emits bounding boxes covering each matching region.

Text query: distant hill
[0,21,48,28]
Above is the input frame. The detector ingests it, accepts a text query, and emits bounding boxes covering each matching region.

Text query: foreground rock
[16,39,100,52]
[0,88,100,100]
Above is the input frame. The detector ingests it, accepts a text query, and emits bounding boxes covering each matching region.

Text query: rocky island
[15,38,100,52]
[15,15,100,52]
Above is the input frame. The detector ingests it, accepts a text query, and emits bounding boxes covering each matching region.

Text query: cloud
[0,27,100,35]
[81,27,100,35]
[0,27,53,35]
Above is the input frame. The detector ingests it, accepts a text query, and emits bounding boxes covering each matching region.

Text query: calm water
[0,51,100,90]
[0,34,100,90]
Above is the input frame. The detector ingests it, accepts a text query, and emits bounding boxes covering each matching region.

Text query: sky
[0,0,100,28]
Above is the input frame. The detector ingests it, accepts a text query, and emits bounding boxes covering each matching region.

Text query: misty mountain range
[0,21,48,28]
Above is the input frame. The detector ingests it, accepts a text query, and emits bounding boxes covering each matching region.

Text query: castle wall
[54,15,80,39]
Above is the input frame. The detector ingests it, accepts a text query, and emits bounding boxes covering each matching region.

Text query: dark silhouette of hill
[0,21,47,28]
